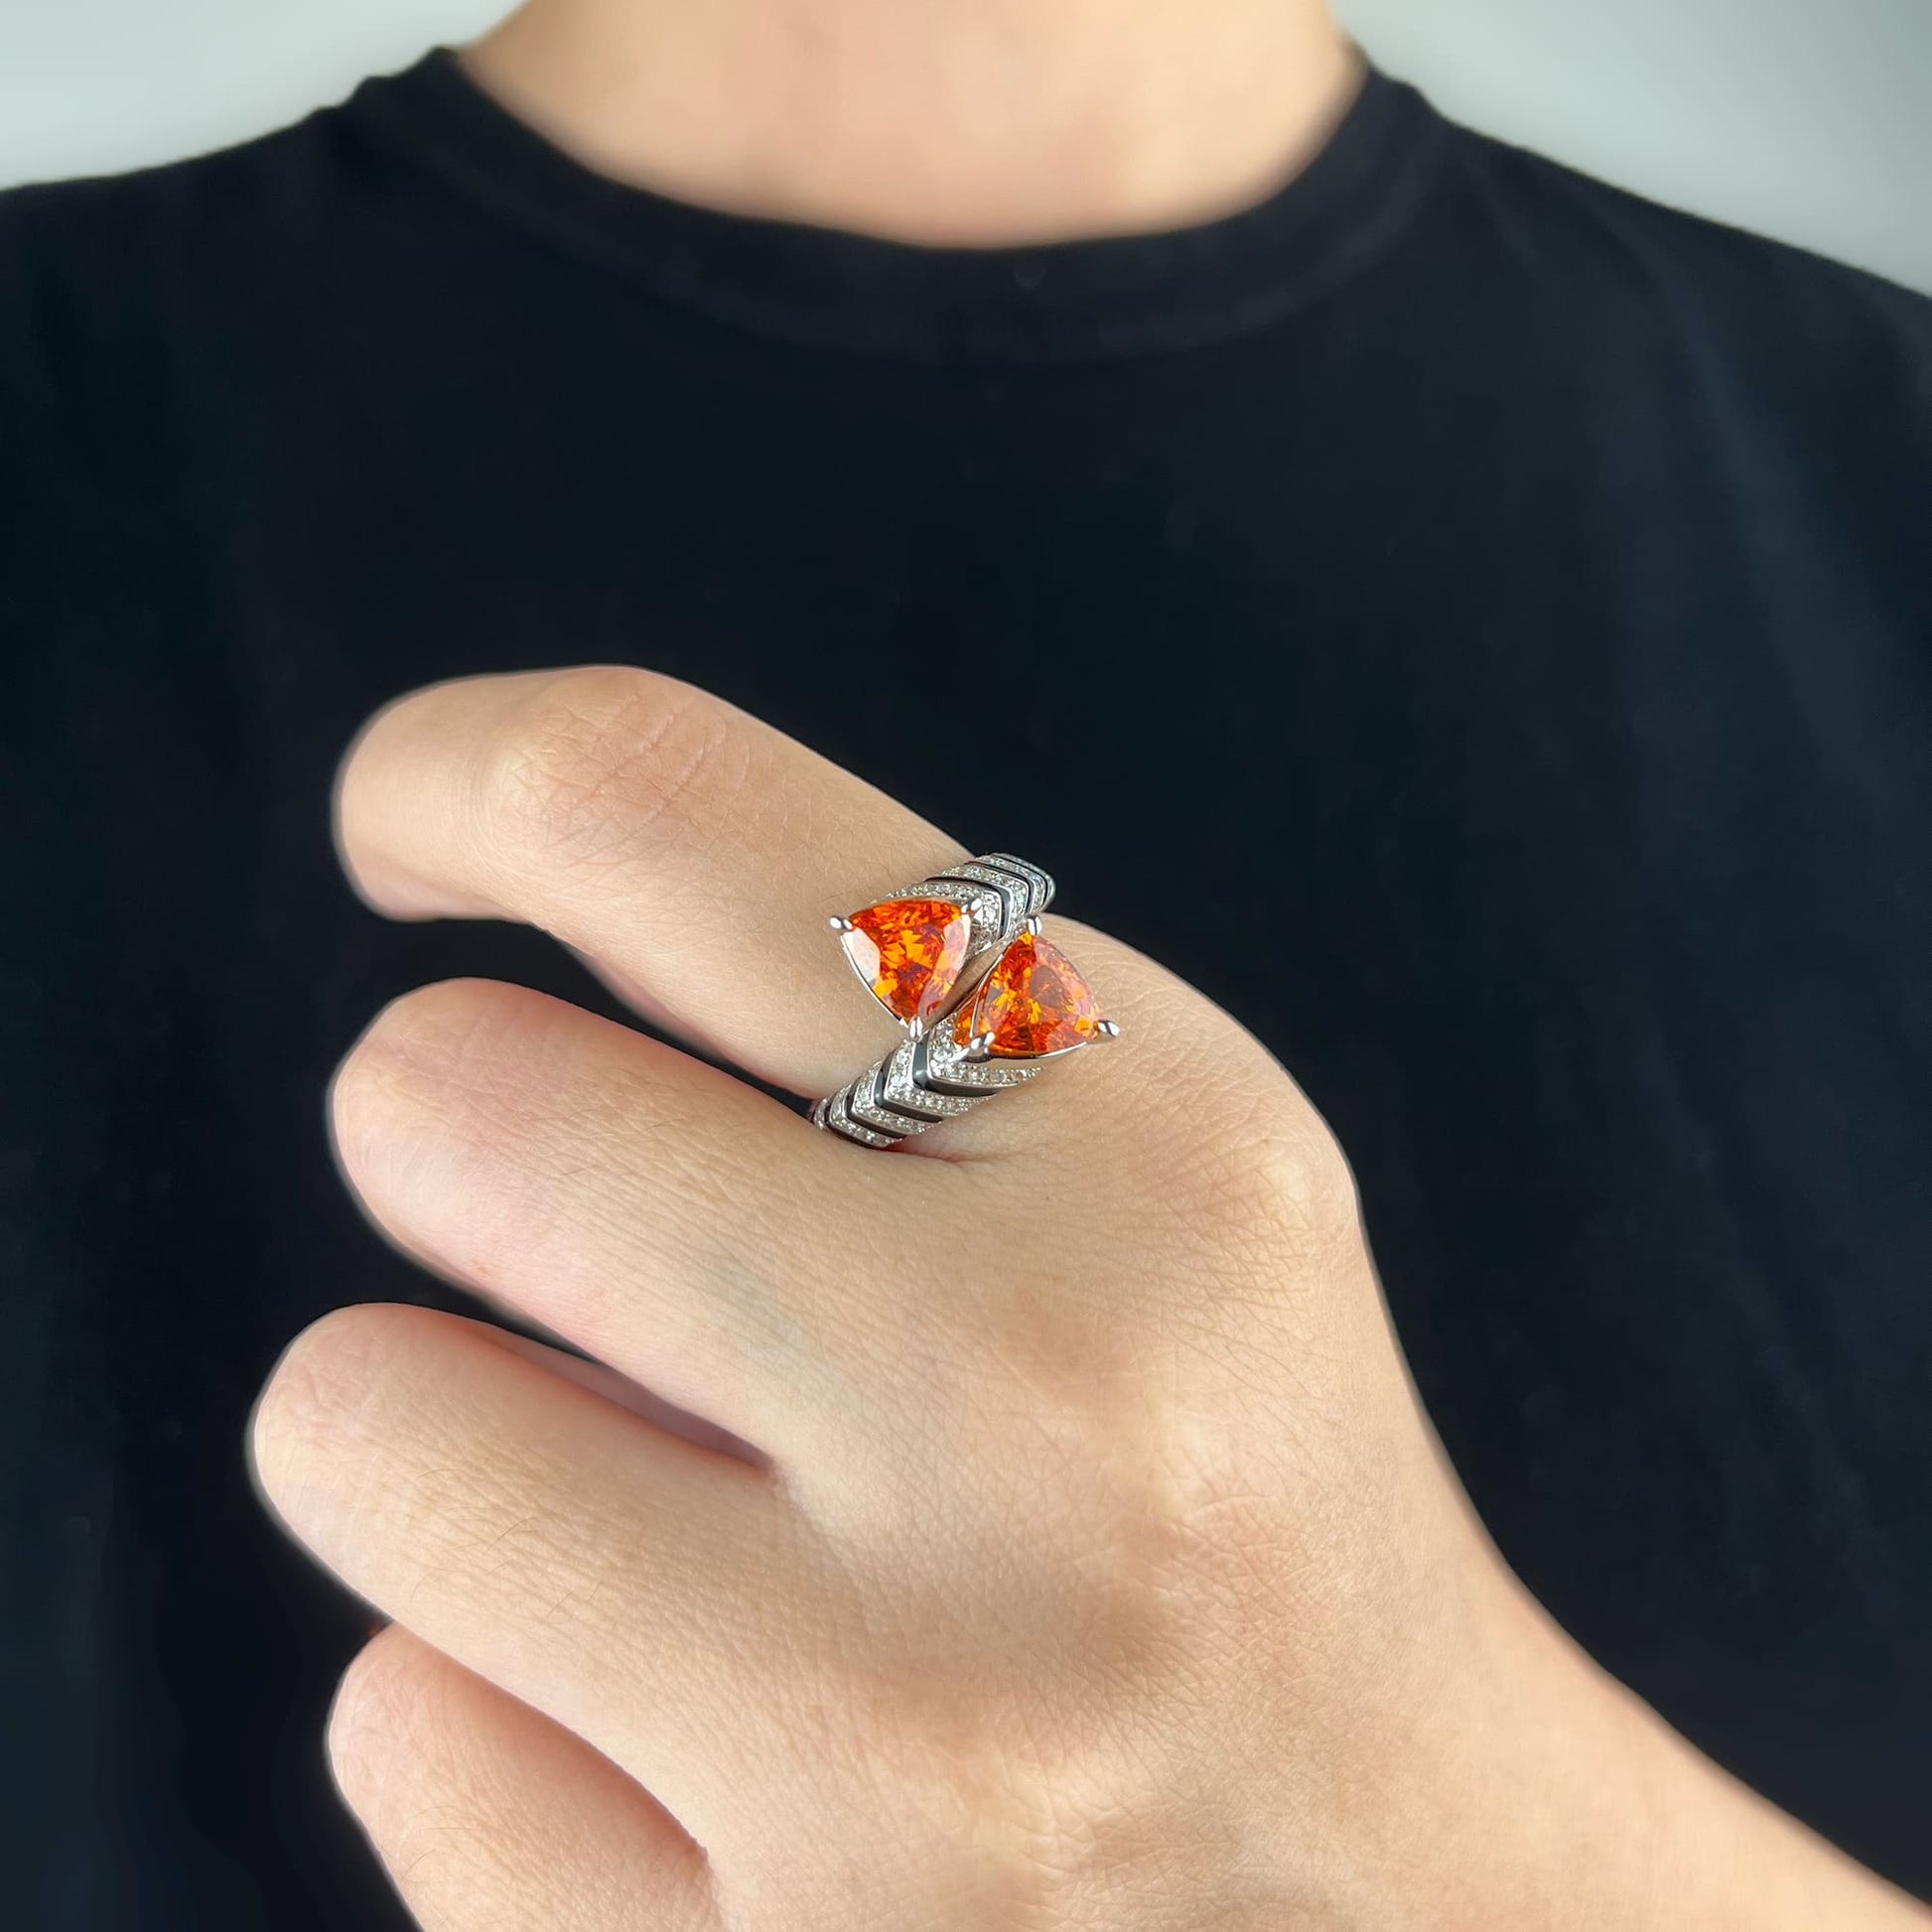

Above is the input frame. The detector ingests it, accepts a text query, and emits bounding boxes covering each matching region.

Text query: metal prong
[1095,1019,1123,1039]
[1025,914,1043,936]
[965,1031,997,1062]
[906,1016,925,1041]
[828,914,855,933]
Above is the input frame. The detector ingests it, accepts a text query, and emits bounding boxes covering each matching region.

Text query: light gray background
[0,0,1926,293]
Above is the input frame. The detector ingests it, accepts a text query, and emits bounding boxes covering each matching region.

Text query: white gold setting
[811,1024,1046,1146]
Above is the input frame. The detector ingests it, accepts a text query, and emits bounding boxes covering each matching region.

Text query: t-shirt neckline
[343,47,1446,364]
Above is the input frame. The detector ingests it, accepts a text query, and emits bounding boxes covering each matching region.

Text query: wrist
[1401,1545,1925,1931]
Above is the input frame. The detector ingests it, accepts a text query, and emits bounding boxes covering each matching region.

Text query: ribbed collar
[343,46,1447,363]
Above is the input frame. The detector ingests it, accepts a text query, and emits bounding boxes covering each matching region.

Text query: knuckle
[326,1637,518,1908]
[482,666,755,872]
[820,1591,1182,1919]
[329,978,689,1290]
[1104,984,1359,1251]
[250,1304,406,1507]
[358,974,506,1052]
[330,981,566,1208]
[334,977,517,1124]
[1231,1110,1359,1239]
[325,1626,417,1807]
[1168,1083,1360,1246]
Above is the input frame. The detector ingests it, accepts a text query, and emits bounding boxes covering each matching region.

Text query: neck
[461,0,1359,247]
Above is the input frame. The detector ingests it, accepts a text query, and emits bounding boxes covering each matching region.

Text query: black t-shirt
[4,50,1930,1928]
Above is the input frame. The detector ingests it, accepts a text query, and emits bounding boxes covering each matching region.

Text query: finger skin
[334,664,964,1096]
[486,1324,766,1469]
[330,1624,720,1932]
[251,1303,833,1848]
[329,974,945,1452]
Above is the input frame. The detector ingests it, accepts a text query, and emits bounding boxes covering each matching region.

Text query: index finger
[334,665,1218,1126]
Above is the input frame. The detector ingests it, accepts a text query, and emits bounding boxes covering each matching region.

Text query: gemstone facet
[841,897,972,1025]
[953,931,1102,1058]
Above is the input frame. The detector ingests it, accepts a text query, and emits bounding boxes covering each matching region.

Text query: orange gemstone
[954,932,1101,1058]
[841,897,971,1024]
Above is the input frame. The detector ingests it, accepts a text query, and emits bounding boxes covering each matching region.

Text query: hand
[252,666,1923,1930]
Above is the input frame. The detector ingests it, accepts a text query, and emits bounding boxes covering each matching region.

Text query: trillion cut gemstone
[953,931,1101,1058]
[841,897,971,1024]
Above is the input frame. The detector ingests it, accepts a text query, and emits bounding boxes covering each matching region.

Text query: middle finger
[332,971,962,1456]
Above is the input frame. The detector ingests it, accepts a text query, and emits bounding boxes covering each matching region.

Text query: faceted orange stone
[841,897,971,1025]
[953,932,1102,1058]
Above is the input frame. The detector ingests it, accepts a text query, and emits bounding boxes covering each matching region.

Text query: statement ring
[812,853,1120,1150]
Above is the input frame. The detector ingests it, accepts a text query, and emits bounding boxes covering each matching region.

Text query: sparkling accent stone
[841,897,972,1024]
[826,1089,896,1148]
[885,1041,980,1117]
[982,853,1055,913]
[953,933,1102,1059]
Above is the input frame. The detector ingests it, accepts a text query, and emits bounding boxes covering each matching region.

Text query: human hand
[251,667,1924,1930]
